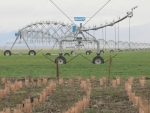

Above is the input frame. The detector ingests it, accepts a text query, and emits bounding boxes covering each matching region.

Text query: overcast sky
[0,0,150,46]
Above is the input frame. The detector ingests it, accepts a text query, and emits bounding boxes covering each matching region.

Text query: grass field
[0,49,150,79]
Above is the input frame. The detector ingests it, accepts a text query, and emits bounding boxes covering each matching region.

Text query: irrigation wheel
[125,49,129,52]
[70,51,74,55]
[89,50,92,54]
[4,50,11,56]
[86,51,91,55]
[55,56,66,64]
[100,50,104,53]
[28,50,36,56]
[92,56,104,64]
[64,53,69,56]
[110,50,114,52]
[119,50,123,52]
[46,53,51,56]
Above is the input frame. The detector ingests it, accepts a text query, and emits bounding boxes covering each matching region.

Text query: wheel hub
[30,52,34,55]
[6,52,10,56]
[58,58,64,64]
[95,58,101,64]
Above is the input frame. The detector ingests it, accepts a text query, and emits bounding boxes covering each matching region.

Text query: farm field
[0,49,150,113]
[0,49,150,78]
[0,76,150,113]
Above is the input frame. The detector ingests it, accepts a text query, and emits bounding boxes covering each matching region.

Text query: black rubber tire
[100,50,104,53]
[89,50,92,54]
[92,56,104,64]
[4,50,11,56]
[86,51,91,55]
[64,53,69,56]
[70,51,74,55]
[46,53,51,56]
[28,50,36,56]
[55,56,66,64]
[110,50,114,52]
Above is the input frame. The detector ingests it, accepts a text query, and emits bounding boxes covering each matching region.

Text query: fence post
[56,58,59,79]
[108,55,112,85]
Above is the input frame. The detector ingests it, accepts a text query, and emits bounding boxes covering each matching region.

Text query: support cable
[82,0,111,27]
[129,17,130,49]
[105,26,106,50]
[49,0,76,25]
[118,22,119,50]
[42,51,118,64]
[42,53,55,63]
[36,49,42,53]
[79,54,92,63]
[104,54,117,63]
[66,54,80,63]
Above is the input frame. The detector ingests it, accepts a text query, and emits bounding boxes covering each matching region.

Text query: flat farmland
[0,50,150,113]
[0,50,150,78]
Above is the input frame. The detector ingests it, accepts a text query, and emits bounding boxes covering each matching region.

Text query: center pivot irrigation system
[3,0,138,64]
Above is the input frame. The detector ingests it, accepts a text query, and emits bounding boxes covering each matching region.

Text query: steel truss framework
[3,6,149,64]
